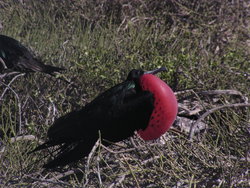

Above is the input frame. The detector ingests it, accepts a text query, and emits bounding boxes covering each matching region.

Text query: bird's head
[126,69,144,81]
[126,67,167,91]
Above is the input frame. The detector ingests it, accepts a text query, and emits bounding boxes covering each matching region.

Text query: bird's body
[32,68,178,168]
[0,34,64,75]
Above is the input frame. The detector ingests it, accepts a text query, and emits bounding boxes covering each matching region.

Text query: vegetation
[0,0,249,187]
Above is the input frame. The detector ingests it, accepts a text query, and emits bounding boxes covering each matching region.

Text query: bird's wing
[47,82,154,143]
[32,88,154,168]
[86,80,135,108]
[0,35,24,70]
[99,90,155,143]
[44,81,134,142]
[0,35,31,60]
[0,35,58,73]
[0,35,42,72]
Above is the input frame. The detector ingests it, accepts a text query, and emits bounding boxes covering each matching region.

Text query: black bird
[31,67,178,168]
[0,34,64,75]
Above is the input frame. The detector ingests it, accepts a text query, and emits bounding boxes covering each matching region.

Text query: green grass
[0,0,249,187]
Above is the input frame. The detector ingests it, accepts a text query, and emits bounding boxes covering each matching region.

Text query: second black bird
[0,34,64,75]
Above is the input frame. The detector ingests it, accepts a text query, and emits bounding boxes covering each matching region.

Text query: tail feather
[44,64,66,75]
[29,139,96,168]
[43,140,94,169]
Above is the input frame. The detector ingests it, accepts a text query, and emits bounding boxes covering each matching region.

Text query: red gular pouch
[137,74,178,140]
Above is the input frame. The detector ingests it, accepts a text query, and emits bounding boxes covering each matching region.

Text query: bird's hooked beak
[144,67,167,75]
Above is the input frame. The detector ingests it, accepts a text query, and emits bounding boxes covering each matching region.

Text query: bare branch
[27,176,71,187]
[10,135,43,143]
[108,174,126,188]
[84,139,100,187]
[189,103,250,140]
[47,168,84,181]
[0,73,25,101]
[122,154,140,188]
[0,73,25,134]
[101,144,136,154]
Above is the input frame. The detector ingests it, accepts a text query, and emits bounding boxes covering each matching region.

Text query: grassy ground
[0,0,249,187]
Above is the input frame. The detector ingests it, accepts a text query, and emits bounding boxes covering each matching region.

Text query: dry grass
[0,0,249,187]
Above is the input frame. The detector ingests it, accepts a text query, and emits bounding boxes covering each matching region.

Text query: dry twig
[189,103,250,140]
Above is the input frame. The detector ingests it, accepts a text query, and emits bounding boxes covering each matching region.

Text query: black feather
[31,69,155,168]
[0,34,65,75]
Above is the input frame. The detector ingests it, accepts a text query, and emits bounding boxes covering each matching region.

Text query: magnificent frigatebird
[31,67,178,168]
[0,34,64,75]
